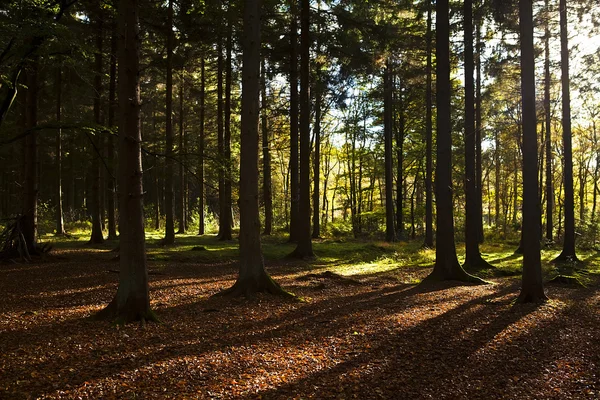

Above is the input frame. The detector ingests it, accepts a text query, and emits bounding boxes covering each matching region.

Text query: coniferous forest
[1,0,600,398]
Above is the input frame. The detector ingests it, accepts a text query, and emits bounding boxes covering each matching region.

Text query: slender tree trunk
[198,58,206,235]
[219,8,234,241]
[95,0,156,323]
[55,62,65,235]
[425,0,483,283]
[312,67,322,239]
[555,0,578,262]
[289,1,300,242]
[495,130,501,228]
[177,75,186,234]
[464,0,492,271]
[423,0,434,248]
[396,83,405,240]
[107,23,118,239]
[261,58,272,235]
[289,0,314,259]
[475,2,484,243]
[517,0,547,303]
[219,0,290,298]
[384,59,396,242]
[163,0,175,244]
[22,60,39,253]
[89,13,104,244]
[544,0,553,243]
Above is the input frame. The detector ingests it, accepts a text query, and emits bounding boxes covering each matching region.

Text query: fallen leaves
[0,247,599,399]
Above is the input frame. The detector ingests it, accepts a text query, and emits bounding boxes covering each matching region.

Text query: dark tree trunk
[289,0,314,259]
[289,1,300,242]
[107,23,118,240]
[95,0,156,323]
[311,65,322,239]
[423,0,434,248]
[396,84,405,240]
[262,58,273,235]
[55,62,65,235]
[384,59,396,242]
[163,0,175,244]
[219,0,290,298]
[517,0,547,303]
[22,60,39,254]
[89,13,105,244]
[219,9,234,241]
[425,0,483,283]
[198,58,206,235]
[554,0,578,262]
[463,0,492,271]
[177,76,186,234]
[475,3,484,244]
[495,129,501,228]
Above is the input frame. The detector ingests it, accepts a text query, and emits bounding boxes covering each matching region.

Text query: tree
[106,22,118,240]
[516,0,547,303]
[261,58,273,235]
[425,0,483,283]
[198,57,206,236]
[55,61,65,236]
[463,0,492,271]
[95,0,157,322]
[544,0,553,243]
[384,59,396,242]
[423,0,434,249]
[554,0,578,263]
[288,0,300,242]
[288,0,315,259]
[89,8,105,245]
[219,0,290,297]
[163,0,176,245]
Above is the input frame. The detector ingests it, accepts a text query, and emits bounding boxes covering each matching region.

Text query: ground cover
[1,234,598,399]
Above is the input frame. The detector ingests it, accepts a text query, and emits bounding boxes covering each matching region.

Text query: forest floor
[1,233,599,399]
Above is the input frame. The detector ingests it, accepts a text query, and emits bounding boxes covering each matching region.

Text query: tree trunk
[261,59,273,236]
[177,76,186,234]
[289,1,300,242]
[423,0,434,248]
[554,0,578,262]
[219,7,234,241]
[312,66,322,239]
[89,13,105,244]
[384,59,396,242]
[55,62,65,235]
[198,57,206,235]
[475,3,484,244]
[425,0,483,283]
[544,6,553,242]
[163,0,175,244]
[95,0,156,323]
[107,22,118,240]
[463,0,492,271]
[22,60,39,254]
[289,0,314,259]
[219,0,290,298]
[396,85,405,240]
[517,0,547,303]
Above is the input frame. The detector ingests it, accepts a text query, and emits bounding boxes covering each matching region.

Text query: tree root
[214,274,297,300]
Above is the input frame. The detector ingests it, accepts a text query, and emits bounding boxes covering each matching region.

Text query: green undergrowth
[41,230,600,285]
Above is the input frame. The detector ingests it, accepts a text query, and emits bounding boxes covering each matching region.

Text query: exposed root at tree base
[463,255,496,272]
[515,291,549,304]
[551,252,581,264]
[422,269,489,285]
[285,248,316,261]
[93,303,160,325]
[213,276,297,300]
[547,275,586,287]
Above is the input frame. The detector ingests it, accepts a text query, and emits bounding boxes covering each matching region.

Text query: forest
[0,0,599,398]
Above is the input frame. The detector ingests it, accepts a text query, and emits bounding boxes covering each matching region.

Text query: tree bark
[22,60,39,254]
[554,0,578,262]
[475,2,484,244]
[261,58,273,235]
[289,0,314,259]
[517,0,547,303]
[198,57,206,235]
[163,0,175,245]
[55,62,65,235]
[423,0,434,248]
[89,12,105,244]
[95,0,156,323]
[177,75,186,234]
[107,22,118,240]
[463,0,492,271]
[288,1,300,242]
[384,59,396,242]
[219,0,290,298]
[425,0,483,283]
